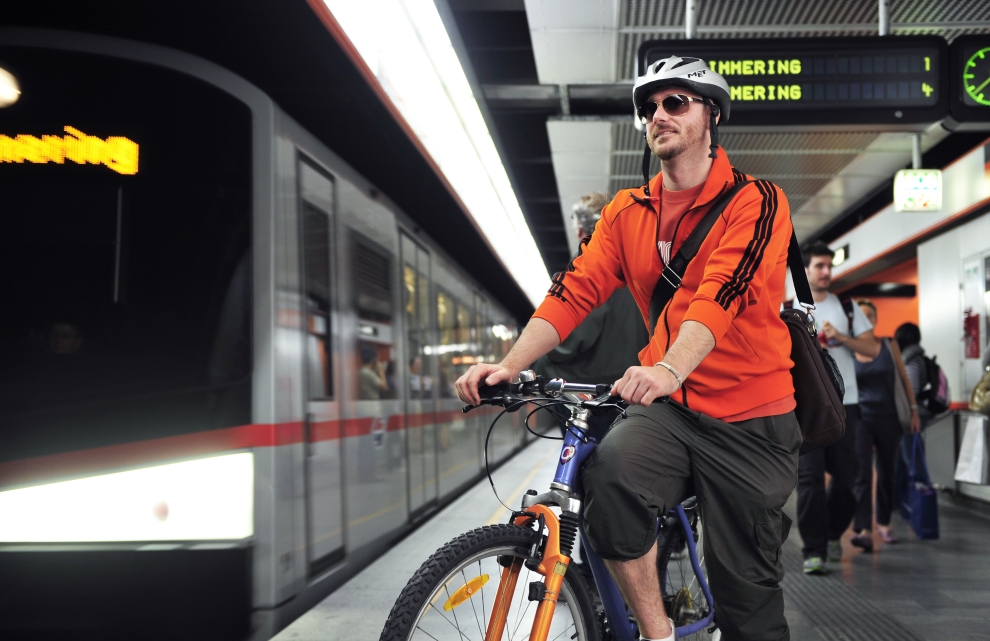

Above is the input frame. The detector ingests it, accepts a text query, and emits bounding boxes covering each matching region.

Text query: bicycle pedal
[527,581,547,602]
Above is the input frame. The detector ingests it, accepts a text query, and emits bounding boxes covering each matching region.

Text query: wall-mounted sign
[832,244,850,267]
[0,126,139,175]
[893,168,942,212]
[638,36,948,126]
[946,34,990,131]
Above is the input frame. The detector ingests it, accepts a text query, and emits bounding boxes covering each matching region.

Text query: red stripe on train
[0,407,500,489]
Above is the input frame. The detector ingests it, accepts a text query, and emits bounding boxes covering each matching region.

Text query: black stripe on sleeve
[714,180,780,310]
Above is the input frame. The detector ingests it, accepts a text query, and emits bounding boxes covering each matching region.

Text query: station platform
[273,438,990,641]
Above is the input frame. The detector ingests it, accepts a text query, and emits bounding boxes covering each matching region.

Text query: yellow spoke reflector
[442,574,489,611]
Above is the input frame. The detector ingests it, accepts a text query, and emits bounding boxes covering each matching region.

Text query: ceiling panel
[614,0,990,80]
[450,0,990,277]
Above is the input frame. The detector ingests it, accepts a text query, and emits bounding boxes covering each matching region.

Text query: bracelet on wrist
[654,361,683,388]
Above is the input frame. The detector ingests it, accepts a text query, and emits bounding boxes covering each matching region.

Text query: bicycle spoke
[443,584,469,640]
[428,600,474,641]
[549,621,577,640]
[511,566,531,636]
[479,560,487,636]
[509,598,534,640]
[462,568,486,640]
[414,624,442,641]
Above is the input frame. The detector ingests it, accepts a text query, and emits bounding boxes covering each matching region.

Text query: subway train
[0,28,536,639]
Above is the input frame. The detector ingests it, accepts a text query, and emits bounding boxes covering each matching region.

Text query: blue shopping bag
[902,434,939,540]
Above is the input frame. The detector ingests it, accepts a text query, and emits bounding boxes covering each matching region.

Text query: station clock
[962,45,990,107]
[946,34,990,130]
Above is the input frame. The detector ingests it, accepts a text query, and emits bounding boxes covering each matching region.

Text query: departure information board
[638,36,948,126]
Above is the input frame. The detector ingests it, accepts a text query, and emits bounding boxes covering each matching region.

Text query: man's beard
[648,118,706,161]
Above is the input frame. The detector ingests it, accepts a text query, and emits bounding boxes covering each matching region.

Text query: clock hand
[973,74,990,96]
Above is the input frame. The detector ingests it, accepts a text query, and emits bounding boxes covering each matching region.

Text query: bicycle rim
[406,544,591,641]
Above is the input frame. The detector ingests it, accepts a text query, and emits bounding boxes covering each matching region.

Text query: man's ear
[711,104,721,126]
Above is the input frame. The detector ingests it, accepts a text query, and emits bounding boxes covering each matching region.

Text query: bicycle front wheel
[381,523,601,641]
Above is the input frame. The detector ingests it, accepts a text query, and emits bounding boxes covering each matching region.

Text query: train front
[0,43,256,639]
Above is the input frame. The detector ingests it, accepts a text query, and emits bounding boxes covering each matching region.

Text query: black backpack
[917,354,950,415]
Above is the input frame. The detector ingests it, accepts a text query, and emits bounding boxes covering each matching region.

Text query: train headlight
[0,453,253,542]
[0,67,20,107]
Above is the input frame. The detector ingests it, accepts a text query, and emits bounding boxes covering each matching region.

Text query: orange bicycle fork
[484,504,571,641]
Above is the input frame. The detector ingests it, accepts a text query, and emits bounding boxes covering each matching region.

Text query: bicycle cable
[481,397,578,513]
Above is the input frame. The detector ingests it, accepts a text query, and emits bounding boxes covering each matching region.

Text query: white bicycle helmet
[634,56,731,122]
[633,56,731,180]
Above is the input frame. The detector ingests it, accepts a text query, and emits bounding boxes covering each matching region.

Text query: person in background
[408,355,432,399]
[895,323,930,423]
[797,242,880,575]
[893,322,933,507]
[47,321,83,355]
[533,192,649,437]
[358,342,386,400]
[851,300,920,550]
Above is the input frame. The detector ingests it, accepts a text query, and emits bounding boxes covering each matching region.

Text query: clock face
[963,46,990,107]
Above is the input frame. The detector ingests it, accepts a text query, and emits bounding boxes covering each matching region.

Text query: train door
[299,158,345,573]
[401,233,438,517]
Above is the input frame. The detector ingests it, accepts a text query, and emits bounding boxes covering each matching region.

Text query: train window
[302,202,333,399]
[353,234,395,400]
[0,47,252,456]
[402,235,433,401]
[436,291,476,398]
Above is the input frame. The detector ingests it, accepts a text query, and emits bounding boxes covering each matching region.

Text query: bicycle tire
[381,523,602,641]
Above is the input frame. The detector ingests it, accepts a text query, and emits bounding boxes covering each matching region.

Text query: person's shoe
[851,532,874,552]
[803,556,827,575]
[879,528,899,544]
[827,539,843,562]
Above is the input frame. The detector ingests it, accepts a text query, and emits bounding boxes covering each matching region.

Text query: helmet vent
[670,57,699,69]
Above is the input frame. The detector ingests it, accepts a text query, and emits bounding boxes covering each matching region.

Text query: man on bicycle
[456,56,799,641]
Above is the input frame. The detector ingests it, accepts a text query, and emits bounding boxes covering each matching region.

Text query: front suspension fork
[485,504,577,641]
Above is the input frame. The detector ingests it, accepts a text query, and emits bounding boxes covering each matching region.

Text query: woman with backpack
[851,301,921,550]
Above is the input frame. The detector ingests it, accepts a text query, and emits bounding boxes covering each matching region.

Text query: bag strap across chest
[648,180,750,337]
[648,179,815,337]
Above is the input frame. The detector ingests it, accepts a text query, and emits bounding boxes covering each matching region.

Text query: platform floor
[274,438,990,641]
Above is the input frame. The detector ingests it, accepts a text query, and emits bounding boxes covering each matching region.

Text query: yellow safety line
[485,443,557,525]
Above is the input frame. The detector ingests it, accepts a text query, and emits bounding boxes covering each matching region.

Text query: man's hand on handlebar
[455,363,515,407]
[612,365,680,407]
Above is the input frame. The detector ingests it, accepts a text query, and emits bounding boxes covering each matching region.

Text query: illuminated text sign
[0,126,139,174]
[639,36,948,126]
[893,169,942,212]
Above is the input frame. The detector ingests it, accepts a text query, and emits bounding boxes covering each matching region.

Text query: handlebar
[464,372,667,415]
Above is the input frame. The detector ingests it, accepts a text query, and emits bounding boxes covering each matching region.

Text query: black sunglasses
[637,94,708,123]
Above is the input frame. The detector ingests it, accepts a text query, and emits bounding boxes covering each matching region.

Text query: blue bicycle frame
[549,416,716,640]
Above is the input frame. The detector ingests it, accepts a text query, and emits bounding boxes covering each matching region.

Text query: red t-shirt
[657,182,706,268]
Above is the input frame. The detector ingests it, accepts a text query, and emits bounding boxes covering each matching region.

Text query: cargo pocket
[755,510,791,564]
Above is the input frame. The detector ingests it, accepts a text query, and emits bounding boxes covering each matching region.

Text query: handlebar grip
[478,382,510,400]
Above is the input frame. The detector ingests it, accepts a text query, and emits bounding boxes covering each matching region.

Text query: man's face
[645,88,710,162]
[805,255,833,291]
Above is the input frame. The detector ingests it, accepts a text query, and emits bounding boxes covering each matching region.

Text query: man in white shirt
[797,241,880,575]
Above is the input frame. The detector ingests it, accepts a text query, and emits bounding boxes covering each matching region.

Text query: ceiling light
[323,0,550,306]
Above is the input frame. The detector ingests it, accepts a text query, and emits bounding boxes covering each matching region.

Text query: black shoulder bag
[648,181,845,455]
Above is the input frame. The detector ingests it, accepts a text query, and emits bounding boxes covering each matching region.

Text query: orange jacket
[533,147,795,419]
